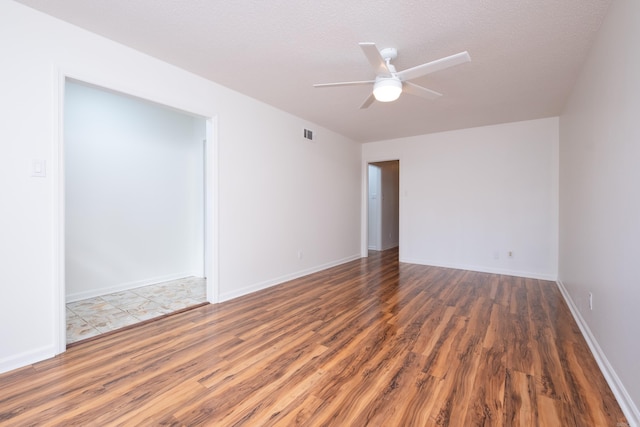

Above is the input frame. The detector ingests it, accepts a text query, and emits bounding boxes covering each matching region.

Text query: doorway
[367,161,399,252]
[57,78,217,348]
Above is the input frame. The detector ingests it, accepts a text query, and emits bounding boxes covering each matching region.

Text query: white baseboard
[400,257,557,281]
[66,271,202,303]
[0,345,56,375]
[556,280,640,427]
[219,254,361,302]
[368,244,399,251]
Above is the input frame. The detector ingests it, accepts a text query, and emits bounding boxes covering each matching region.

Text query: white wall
[367,165,381,250]
[65,81,205,301]
[0,1,361,373]
[363,118,559,280]
[559,0,640,423]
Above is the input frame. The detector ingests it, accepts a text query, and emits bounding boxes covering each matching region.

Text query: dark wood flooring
[0,248,628,426]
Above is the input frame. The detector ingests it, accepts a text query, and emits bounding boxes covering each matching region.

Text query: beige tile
[67,298,117,317]
[66,316,101,343]
[160,299,201,311]
[66,277,207,343]
[83,308,139,333]
[101,291,149,307]
[124,301,173,321]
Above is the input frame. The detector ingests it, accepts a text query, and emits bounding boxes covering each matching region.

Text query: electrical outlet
[297,250,303,260]
[589,292,593,310]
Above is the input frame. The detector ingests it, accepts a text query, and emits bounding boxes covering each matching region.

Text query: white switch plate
[31,160,46,177]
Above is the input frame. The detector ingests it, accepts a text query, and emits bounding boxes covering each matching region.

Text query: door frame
[361,157,401,258]
[367,164,382,251]
[53,69,219,353]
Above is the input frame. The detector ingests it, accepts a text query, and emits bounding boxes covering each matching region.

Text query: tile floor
[66,276,207,344]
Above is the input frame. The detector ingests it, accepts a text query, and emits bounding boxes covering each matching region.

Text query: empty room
[0,0,638,426]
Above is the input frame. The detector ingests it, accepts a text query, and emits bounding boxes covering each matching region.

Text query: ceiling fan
[313,42,471,109]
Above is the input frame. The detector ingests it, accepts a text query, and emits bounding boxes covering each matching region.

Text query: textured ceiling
[16,0,612,142]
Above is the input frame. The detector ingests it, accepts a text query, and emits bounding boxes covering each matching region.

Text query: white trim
[0,345,56,375]
[380,243,399,251]
[400,257,557,281]
[53,67,66,354]
[219,254,361,302]
[65,271,203,303]
[205,116,220,304]
[360,156,369,257]
[556,280,640,427]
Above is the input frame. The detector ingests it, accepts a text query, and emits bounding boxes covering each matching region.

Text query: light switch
[31,160,46,177]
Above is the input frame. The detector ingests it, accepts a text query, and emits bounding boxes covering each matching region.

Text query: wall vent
[303,128,313,140]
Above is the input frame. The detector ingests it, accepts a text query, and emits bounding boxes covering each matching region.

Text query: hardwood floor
[0,249,628,426]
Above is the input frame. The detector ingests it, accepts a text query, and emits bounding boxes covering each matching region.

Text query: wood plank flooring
[0,249,628,426]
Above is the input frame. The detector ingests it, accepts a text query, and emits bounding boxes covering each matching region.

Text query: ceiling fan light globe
[373,78,402,102]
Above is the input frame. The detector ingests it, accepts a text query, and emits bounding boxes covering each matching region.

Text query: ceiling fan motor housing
[380,47,398,62]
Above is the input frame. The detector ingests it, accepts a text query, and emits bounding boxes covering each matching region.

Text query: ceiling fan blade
[359,42,391,75]
[403,82,442,100]
[397,51,471,82]
[313,80,375,88]
[359,93,376,109]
